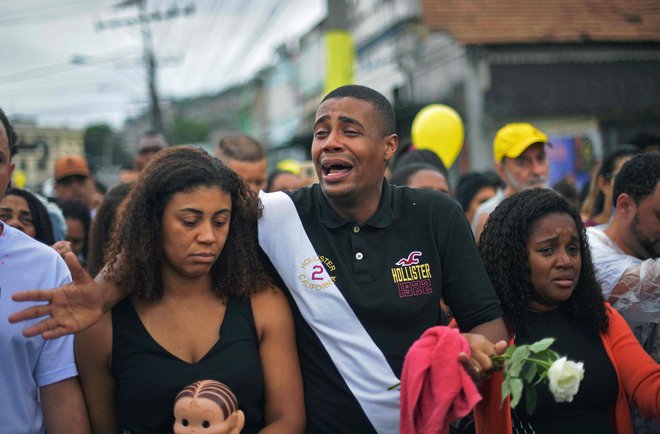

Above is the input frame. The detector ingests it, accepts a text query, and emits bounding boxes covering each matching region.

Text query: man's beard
[504,169,547,192]
[631,213,660,259]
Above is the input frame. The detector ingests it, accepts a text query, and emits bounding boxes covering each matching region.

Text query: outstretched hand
[8,252,105,339]
[51,240,73,258]
[459,333,508,387]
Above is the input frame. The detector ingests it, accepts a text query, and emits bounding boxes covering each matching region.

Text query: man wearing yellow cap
[471,123,550,240]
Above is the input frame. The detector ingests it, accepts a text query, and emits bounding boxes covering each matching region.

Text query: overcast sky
[0,0,325,129]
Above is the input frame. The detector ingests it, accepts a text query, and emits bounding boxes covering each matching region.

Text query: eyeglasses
[138,146,163,156]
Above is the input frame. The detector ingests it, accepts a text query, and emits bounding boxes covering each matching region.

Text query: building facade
[12,119,84,192]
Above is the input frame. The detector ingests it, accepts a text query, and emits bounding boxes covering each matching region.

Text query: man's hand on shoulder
[8,252,105,339]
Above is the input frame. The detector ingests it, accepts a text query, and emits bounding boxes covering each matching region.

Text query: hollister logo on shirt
[395,251,421,266]
[298,255,337,291]
[391,251,433,298]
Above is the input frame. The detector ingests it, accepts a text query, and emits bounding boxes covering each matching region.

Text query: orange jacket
[474,305,660,434]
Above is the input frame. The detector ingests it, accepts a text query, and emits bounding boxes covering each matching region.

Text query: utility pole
[326,0,349,29]
[323,0,354,94]
[96,0,195,133]
[136,0,162,134]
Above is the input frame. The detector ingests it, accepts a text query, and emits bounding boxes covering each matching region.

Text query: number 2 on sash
[311,265,324,281]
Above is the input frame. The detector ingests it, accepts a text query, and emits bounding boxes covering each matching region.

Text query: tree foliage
[166,115,211,145]
[83,124,129,167]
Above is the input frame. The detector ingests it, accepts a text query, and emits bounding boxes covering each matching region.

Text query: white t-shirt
[587,225,659,361]
[586,226,640,299]
[470,189,505,235]
[0,222,76,434]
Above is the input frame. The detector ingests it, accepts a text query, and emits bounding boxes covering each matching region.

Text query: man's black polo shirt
[263,180,502,433]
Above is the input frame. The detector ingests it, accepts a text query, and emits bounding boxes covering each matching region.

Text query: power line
[0,62,77,84]
[94,0,195,132]
[0,79,132,92]
[0,48,144,86]
[195,0,279,93]
[212,0,293,89]
[2,0,326,127]
[10,102,148,117]
[95,2,194,30]
[175,0,236,95]
[2,88,140,99]
[0,0,117,26]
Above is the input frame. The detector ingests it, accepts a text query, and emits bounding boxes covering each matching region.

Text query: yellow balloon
[12,169,27,189]
[411,104,464,168]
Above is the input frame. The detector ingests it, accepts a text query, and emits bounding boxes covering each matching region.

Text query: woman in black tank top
[74,147,304,434]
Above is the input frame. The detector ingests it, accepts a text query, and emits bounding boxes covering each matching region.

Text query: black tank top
[512,307,618,434]
[111,296,265,434]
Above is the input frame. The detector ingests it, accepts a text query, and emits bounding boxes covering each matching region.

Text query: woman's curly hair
[478,188,608,337]
[87,182,132,277]
[105,146,271,301]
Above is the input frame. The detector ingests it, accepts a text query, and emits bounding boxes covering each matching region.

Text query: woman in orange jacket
[475,188,659,434]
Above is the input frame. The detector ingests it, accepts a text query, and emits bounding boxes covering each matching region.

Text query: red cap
[54,155,91,182]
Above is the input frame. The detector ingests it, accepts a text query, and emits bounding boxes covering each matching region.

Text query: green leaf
[508,346,530,377]
[510,378,524,409]
[529,338,555,353]
[525,384,537,415]
[534,370,548,385]
[536,349,553,360]
[504,345,518,357]
[523,361,538,383]
[501,378,512,405]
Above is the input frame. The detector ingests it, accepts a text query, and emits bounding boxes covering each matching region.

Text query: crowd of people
[1,83,658,434]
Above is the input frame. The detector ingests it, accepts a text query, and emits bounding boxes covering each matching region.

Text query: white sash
[258,191,400,433]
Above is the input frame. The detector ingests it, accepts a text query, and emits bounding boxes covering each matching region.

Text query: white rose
[547,357,584,403]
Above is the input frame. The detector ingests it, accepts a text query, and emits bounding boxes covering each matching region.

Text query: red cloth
[400,326,482,434]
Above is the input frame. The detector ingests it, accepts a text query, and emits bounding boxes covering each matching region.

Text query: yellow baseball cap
[493,123,549,163]
[275,159,302,176]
